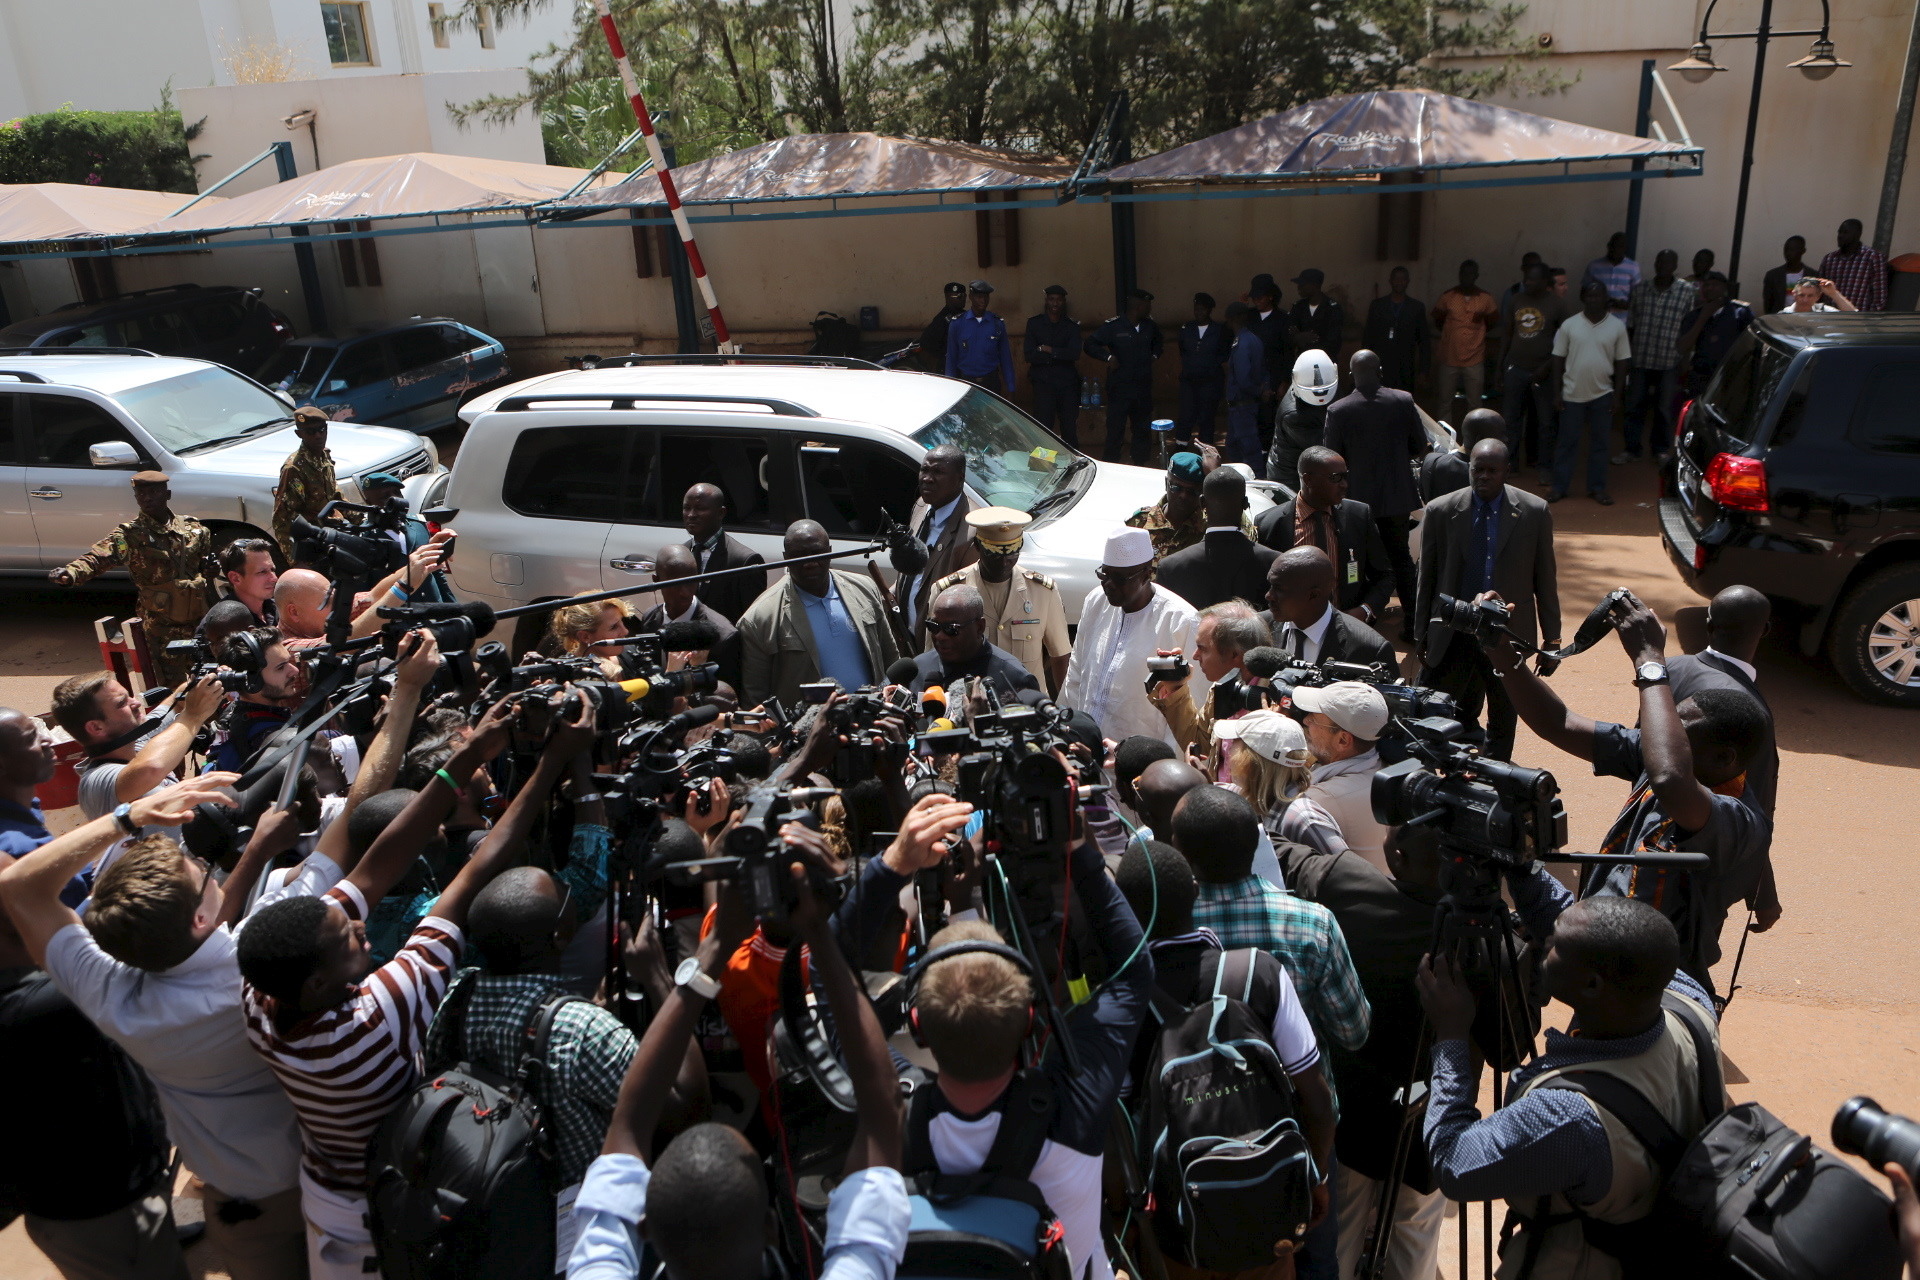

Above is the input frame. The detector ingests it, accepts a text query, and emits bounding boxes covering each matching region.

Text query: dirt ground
[0,459,1912,1279]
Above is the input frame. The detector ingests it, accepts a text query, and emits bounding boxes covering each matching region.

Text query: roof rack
[493,391,819,417]
[585,353,883,371]
[0,346,158,358]
[0,370,47,383]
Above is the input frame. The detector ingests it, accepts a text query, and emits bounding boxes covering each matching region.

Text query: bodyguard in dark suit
[1289,268,1345,359]
[1413,439,1561,759]
[1255,446,1394,624]
[1156,468,1277,611]
[1258,546,1397,670]
[1176,292,1231,446]
[900,444,981,643]
[1085,289,1164,464]
[681,482,768,624]
[1362,266,1431,392]
[1024,284,1083,445]
[1324,350,1430,634]
[1248,273,1293,457]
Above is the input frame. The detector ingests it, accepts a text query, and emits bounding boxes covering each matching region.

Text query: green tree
[0,92,205,192]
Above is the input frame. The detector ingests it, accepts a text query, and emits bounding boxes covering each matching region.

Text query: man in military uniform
[49,471,213,689]
[1125,451,1258,566]
[273,406,343,560]
[929,507,1071,694]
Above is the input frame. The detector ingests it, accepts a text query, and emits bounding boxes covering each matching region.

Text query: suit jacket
[635,599,741,692]
[1155,529,1278,612]
[905,493,983,639]
[1414,483,1561,668]
[1254,498,1393,615]
[1256,607,1397,670]
[1323,386,1427,516]
[736,570,901,709]
[684,532,767,625]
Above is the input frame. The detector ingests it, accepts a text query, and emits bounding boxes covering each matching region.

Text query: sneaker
[1593,492,1615,506]
[1547,491,1566,504]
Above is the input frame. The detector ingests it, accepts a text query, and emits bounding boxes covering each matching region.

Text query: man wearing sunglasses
[1255,446,1395,628]
[905,584,1039,701]
[272,406,343,561]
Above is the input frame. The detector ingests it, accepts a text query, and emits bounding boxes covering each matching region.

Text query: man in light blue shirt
[736,521,901,706]
[801,569,878,692]
[944,279,1017,395]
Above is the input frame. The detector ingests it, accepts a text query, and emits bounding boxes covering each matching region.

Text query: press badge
[1346,554,1360,585]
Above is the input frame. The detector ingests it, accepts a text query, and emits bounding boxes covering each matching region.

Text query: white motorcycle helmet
[1292,350,1339,406]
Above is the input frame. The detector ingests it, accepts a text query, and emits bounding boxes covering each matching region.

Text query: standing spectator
[1782,276,1859,312]
[1622,249,1699,465]
[1023,284,1083,445]
[1268,350,1340,492]
[1324,350,1429,633]
[1420,406,1505,504]
[1817,217,1888,311]
[1086,289,1164,464]
[1414,438,1561,761]
[928,507,1072,692]
[681,482,768,625]
[1582,231,1641,314]
[1430,260,1499,420]
[900,444,981,640]
[1761,235,1810,317]
[1549,282,1632,505]
[915,281,967,372]
[1498,263,1566,480]
[1363,265,1430,392]
[273,406,342,561]
[1676,272,1755,398]
[1290,268,1344,359]
[944,279,1016,394]
[1176,292,1231,445]
[1686,247,1716,286]
[1248,273,1294,458]
[737,521,900,707]
[1255,446,1395,627]
[1154,467,1278,611]
[1221,301,1267,471]
[1059,527,1199,747]
[1500,250,1544,312]
[1548,264,1570,299]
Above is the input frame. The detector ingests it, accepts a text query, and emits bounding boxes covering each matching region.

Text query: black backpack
[898,1068,1073,1280]
[1139,947,1316,1272]
[368,982,580,1280]
[1528,993,1904,1280]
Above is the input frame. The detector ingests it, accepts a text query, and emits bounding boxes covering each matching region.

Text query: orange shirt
[1435,288,1499,367]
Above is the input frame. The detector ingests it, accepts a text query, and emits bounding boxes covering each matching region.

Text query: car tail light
[1694,542,1708,571]
[1704,452,1769,513]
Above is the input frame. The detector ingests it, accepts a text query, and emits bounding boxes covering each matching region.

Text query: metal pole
[1624,60,1656,261]
[1873,0,1920,255]
[658,125,701,353]
[272,141,328,334]
[593,0,738,353]
[1726,0,1774,296]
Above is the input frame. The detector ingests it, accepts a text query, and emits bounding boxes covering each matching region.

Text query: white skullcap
[1103,527,1155,569]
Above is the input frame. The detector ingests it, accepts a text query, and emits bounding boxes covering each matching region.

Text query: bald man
[906,584,1037,699]
[680,482,766,623]
[272,568,334,644]
[736,520,899,707]
[1260,546,1396,669]
[638,543,740,688]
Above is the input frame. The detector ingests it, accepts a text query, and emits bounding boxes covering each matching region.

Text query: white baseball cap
[1292,350,1339,406]
[1212,710,1310,766]
[1103,526,1155,570]
[1290,680,1389,741]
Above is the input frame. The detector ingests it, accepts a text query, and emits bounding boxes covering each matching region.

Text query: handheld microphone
[885,657,920,686]
[921,684,948,718]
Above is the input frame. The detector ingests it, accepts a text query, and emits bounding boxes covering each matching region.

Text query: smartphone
[436,534,456,565]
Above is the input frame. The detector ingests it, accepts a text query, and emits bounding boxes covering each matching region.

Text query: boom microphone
[1244,646,1290,681]
[659,618,723,651]
[377,599,498,641]
[886,658,921,686]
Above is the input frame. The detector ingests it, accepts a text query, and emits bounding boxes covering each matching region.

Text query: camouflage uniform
[62,513,214,688]
[273,445,342,559]
[1125,503,1259,567]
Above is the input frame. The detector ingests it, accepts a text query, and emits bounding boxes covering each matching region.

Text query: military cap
[130,470,170,486]
[1167,451,1205,483]
[966,506,1032,553]
[1126,287,1154,303]
[363,471,404,490]
[293,405,329,425]
[943,281,967,296]
[1292,267,1325,286]
[1043,284,1068,297]
[968,279,995,294]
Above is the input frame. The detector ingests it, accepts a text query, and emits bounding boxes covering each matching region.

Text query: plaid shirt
[1627,277,1698,370]
[1193,875,1371,1056]
[426,970,637,1188]
[1819,244,1888,311]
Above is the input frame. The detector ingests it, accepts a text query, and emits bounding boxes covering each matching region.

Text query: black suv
[1660,312,1920,706]
[0,284,291,374]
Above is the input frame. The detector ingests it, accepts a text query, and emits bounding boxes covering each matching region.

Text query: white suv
[437,356,1250,637]
[0,349,443,572]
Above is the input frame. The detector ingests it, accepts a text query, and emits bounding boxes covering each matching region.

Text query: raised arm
[214,805,306,930]
[348,535,454,640]
[114,675,227,802]
[1612,594,1714,832]
[1480,600,1599,762]
[320,630,439,874]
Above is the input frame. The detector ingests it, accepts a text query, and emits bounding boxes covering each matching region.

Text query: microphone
[886,657,920,686]
[666,703,722,734]
[658,618,722,651]
[377,599,497,640]
[888,531,930,576]
[921,684,947,718]
[1244,646,1290,682]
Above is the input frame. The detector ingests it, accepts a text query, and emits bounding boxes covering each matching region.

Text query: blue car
[256,317,508,431]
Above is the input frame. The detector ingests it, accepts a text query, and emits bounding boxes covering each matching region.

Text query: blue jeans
[1501,365,1557,470]
[1624,365,1678,457]
[1554,393,1613,497]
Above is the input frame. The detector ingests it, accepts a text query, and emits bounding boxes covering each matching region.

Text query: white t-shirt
[1551,311,1632,404]
[929,1111,1110,1280]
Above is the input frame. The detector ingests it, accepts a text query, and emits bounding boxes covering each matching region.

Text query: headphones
[902,939,1041,1050]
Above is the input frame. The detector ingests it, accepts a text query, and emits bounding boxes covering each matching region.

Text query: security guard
[273,405,343,559]
[49,471,214,688]
[1085,287,1164,464]
[930,507,1071,693]
[944,279,1017,395]
[1125,450,1259,566]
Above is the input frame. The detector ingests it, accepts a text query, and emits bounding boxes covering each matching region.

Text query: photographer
[1481,590,1770,989]
[1418,864,1721,1279]
[271,567,335,647]
[1150,599,1268,757]
[52,671,226,866]
[210,629,309,775]
[1294,681,1391,872]
[217,538,280,626]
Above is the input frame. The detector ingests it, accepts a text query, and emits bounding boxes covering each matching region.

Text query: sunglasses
[926,619,974,637]
[1097,565,1148,583]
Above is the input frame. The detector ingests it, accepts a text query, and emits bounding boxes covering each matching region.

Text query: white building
[0,0,576,120]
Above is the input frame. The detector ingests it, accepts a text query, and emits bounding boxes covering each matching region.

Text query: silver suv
[0,349,442,572]
[436,356,1248,636]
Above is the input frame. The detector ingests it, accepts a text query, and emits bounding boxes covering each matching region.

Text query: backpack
[1526,993,1904,1280]
[1140,947,1316,1272]
[367,983,580,1280]
[898,1068,1073,1280]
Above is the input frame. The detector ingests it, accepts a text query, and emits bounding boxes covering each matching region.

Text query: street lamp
[1668,0,1849,292]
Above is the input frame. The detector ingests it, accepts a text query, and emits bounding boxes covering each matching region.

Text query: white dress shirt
[902,493,964,630]
[1060,583,1200,747]
[1279,602,1338,665]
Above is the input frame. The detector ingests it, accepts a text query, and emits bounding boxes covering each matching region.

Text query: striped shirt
[243,881,464,1195]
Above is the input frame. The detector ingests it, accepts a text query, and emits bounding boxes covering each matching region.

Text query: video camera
[163,637,258,695]
[796,680,914,786]
[1370,722,1568,867]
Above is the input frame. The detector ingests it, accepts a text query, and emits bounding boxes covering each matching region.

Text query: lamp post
[1670,0,1849,294]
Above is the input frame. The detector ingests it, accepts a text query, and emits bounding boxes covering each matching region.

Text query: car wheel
[1827,563,1920,707]
[208,522,284,572]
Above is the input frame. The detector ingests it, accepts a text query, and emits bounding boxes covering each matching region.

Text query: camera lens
[1832,1096,1920,1179]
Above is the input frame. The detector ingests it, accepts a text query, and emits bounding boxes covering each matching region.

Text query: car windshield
[912,386,1085,510]
[258,345,334,400]
[114,367,293,454]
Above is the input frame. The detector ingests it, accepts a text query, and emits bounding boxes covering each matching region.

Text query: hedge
[0,102,202,193]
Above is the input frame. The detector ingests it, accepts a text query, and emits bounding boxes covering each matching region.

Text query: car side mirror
[274,389,296,408]
[89,441,140,468]
[324,380,348,394]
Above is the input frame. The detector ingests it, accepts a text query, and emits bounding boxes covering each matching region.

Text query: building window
[334,222,383,287]
[321,2,374,65]
[428,2,449,47]
[476,4,495,48]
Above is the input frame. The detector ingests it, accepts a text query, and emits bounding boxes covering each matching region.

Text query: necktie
[1287,625,1306,659]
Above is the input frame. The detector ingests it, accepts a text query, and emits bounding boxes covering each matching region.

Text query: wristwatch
[112,802,139,838]
[674,957,722,1001]
[1633,661,1670,688]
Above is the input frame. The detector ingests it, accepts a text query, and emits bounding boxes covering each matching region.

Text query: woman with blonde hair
[1214,709,1349,857]
[548,593,637,678]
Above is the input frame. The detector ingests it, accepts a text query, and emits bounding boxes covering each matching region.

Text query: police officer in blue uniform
[944,279,1016,394]
[1176,291,1231,446]
[1086,288,1163,464]
[1023,284,1083,445]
